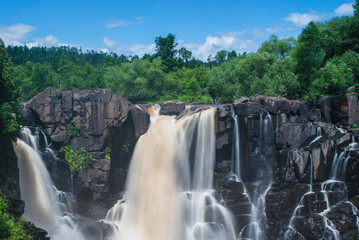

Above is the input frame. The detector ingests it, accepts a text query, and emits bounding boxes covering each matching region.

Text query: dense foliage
[60,145,94,173]
[0,40,23,157]
[0,194,30,239]
[4,2,359,103]
[0,39,23,197]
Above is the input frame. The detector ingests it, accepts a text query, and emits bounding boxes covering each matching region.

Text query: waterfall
[285,127,359,239]
[106,106,236,240]
[230,110,275,240]
[240,111,274,240]
[231,106,241,181]
[14,127,85,240]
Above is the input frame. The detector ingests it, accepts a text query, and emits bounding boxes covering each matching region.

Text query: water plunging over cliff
[14,128,85,240]
[232,110,275,240]
[106,106,236,240]
[285,129,359,240]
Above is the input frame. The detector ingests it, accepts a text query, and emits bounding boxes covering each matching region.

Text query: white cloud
[26,35,63,48]
[105,17,147,29]
[103,37,117,49]
[105,20,135,28]
[252,27,294,39]
[285,12,321,27]
[0,23,35,45]
[184,35,258,61]
[127,43,156,56]
[335,2,354,16]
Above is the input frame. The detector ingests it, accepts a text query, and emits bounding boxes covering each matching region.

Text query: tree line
[4,1,359,104]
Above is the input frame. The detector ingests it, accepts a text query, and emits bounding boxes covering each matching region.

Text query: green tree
[0,39,23,197]
[0,39,22,158]
[349,0,359,52]
[259,35,296,59]
[154,34,178,71]
[293,22,324,90]
[227,50,237,60]
[154,33,178,60]
[214,50,228,65]
[321,16,352,61]
[310,60,354,98]
[104,59,172,102]
[207,59,242,102]
[252,56,300,98]
[178,47,192,67]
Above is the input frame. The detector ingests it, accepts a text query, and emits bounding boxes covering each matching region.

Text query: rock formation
[22,88,359,239]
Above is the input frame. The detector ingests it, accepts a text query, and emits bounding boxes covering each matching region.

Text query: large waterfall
[106,106,236,240]
[14,128,86,240]
[12,103,359,240]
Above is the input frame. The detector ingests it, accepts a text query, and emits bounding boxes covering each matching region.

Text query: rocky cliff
[23,88,359,239]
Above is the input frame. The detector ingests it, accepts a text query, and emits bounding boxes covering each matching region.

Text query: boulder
[159,100,185,115]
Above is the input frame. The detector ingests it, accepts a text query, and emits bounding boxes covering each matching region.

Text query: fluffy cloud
[127,43,156,56]
[335,2,354,16]
[184,35,258,61]
[26,35,63,48]
[0,23,35,45]
[285,12,321,27]
[103,37,117,49]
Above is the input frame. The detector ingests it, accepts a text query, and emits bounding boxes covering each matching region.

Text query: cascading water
[285,128,359,239]
[231,106,241,181]
[231,109,275,240]
[14,127,86,240]
[106,106,237,240]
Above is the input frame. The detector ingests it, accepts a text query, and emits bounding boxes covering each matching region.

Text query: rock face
[23,89,359,239]
[6,198,50,240]
[159,100,185,115]
[24,88,149,216]
[228,94,359,239]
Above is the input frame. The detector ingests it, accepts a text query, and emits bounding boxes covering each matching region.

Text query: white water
[106,106,236,240]
[14,128,85,240]
[285,128,359,239]
[231,110,274,240]
[231,106,241,181]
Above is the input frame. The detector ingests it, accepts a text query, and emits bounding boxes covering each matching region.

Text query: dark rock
[159,100,185,115]
[6,198,25,218]
[25,88,131,152]
[24,223,50,240]
[266,183,310,240]
[326,201,359,235]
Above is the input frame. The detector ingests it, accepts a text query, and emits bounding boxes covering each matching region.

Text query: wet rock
[159,100,185,115]
[266,183,310,240]
[326,201,359,235]
[6,197,25,218]
[24,223,50,240]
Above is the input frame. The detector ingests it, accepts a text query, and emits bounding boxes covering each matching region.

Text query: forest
[2,3,359,106]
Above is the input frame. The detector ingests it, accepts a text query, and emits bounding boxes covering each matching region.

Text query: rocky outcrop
[229,93,359,240]
[23,89,146,215]
[22,88,359,239]
[24,88,131,151]
[6,198,50,240]
[159,100,185,115]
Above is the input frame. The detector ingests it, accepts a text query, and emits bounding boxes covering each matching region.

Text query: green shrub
[60,145,94,173]
[105,147,111,160]
[66,119,80,137]
[122,143,131,153]
[0,194,31,239]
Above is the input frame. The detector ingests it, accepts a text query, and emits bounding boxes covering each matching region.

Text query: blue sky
[0,0,355,60]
